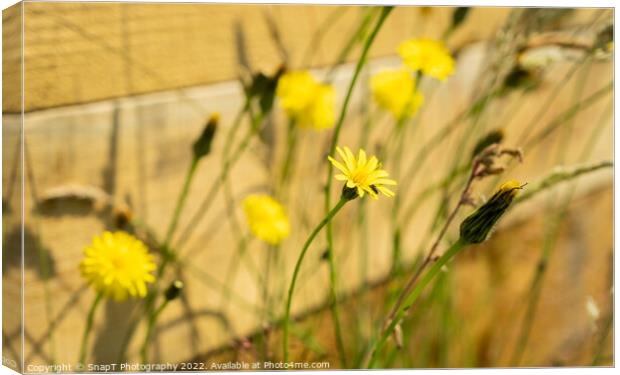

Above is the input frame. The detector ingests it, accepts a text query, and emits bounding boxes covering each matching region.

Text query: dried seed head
[471,129,505,159]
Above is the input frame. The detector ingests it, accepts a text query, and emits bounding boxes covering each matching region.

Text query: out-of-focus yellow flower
[80,231,156,301]
[243,194,290,245]
[276,71,335,130]
[371,68,424,119]
[328,146,397,199]
[398,38,455,81]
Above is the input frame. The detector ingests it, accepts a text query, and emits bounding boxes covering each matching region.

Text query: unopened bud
[459,180,525,244]
[451,7,471,31]
[192,113,219,160]
[164,280,184,301]
[341,185,360,201]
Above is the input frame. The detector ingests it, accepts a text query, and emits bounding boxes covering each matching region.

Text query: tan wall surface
[1,3,613,369]
[3,3,543,112]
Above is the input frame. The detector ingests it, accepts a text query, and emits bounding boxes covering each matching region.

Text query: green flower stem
[591,310,613,365]
[78,292,103,364]
[511,71,610,365]
[324,7,377,84]
[279,119,299,194]
[365,238,467,368]
[301,6,349,67]
[364,156,482,367]
[354,75,374,332]
[401,164,470,229]
[524,80,613,150]
[322,6,392,367]
[140,299,170,363]
[218,234,253,310]
[397,85,500,195]
[515,55,591,145]
[175,112,264,251]
[120,105,258,361]
[388,72,422,272]
[222,99,251,162]
[515,161,612,205]
[119,107,249,362]
[283,197,349,363]
[138,156,200,356]
[164,158,200,248]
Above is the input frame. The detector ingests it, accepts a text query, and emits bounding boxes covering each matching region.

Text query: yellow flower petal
[398,38,455,81]
[243,194,290,245]
[277,70,335,130]
[80,231,156,302]
[371,68,424,119]
[328,146,397,199]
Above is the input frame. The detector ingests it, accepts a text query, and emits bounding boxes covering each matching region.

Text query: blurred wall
[2,2,613,369]
[6,3,520,112]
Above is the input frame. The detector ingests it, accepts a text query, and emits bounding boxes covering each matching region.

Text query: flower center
[351,170,370,185]
[110,249,130,271]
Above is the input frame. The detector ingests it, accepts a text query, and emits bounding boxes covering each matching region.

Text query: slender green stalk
[355,81,373,296]
[509,212,559,366]
[591,310,613,365]
[164,158,200,248]
[514,161,612,205]
[278,119,299,195]
[399,90,495,190]
[138,156,200,357]
[524,81,613,150]
[79,292,103,364]
[218,234,253,310]
[321,7,393,367]
[324,7,377,84]
[283,198,349,363]
[223,99,251,162]
[176,112,264,250]
[510,66,609,365]
[515,55,591,145]
[301,6,349,66]
[140,299,170,362]
[365,238,467,368]
[401,164,470,229]
[387,73,422,272]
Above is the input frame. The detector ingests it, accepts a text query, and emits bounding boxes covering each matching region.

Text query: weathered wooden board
[1,4,613,369]
[3,3,603,112]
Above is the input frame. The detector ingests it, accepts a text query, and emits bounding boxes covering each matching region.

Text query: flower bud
[459,180,524,244]
[341,185,360,201]
[451,7,471,31]
[164,280,184,301]
[192,113,219,160]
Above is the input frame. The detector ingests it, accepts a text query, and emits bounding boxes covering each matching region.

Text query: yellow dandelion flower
[371,68,424,119]
[276,70,335,130]
[398,38,455,81]
[243,194,290,245]
[328,146,397,199]
[80,231,156,301]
